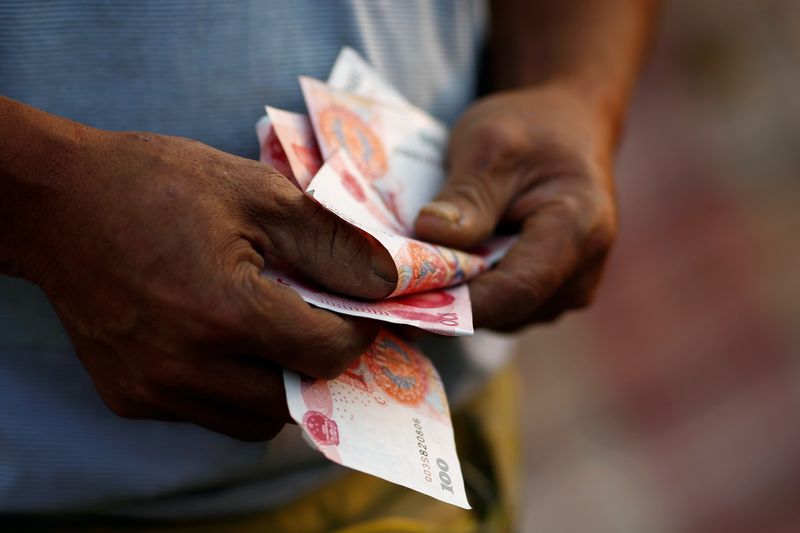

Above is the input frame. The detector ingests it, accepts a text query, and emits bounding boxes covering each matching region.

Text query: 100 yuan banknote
[300,76,447,231]
[307,151,512,296]
[255,115,297,187]
[284,328,471,508]
[264,106,323,190]
[327,46,414,109]
[262,264,474,336]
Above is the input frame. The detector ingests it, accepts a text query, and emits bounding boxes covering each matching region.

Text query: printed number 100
[436,457,454,494]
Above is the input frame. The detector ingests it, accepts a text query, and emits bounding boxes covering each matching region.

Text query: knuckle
[570,269,605,310]
[124,130,165,145]
[591,209,618,251]
[125,360,187,416]
[588,188,618,243]
[541,185,617,254]
[193,287,255,344]
[208,305,248,341]
[309,330,362,380]
[532,194,587,240]
[335,219,370,260]
[173,135,202,149]
[101,388,149,420]
[589,225,616,258]
[313,214,373,271]
[517,268,558,308]
[242,168,308,229]
[266,201,328,262]
[265,174,307,219]
[549,192,587,221]
[124,380,161,415]
[231,422,285,442]
[282,326,346,380]
[457,111,526,162]
[313,349,353,381]
[146,355,192,392]
[486,270,545,326]
[448,175,496,215]
[323,218,352,263]
[321,361,352,381]
[568,290,595,310]
[87,350,160,420]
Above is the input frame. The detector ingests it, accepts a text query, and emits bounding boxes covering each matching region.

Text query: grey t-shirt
[0,0,514,517]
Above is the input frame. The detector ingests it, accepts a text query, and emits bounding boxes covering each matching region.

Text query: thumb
[252,176,397,299]
[415,152,518,250]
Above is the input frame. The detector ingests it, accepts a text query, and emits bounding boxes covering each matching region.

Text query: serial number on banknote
[413,418,455,494]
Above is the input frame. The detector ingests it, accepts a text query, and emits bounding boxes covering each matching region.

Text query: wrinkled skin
[416,83,619,331]
[8,118,396,441]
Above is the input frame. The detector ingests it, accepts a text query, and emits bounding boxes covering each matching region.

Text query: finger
[157,392,285,442]
[415,133,523,250]
[242,168,396,299]
[469,201,584,331]
[156,350,290,423]
[526,258,607,324]
[231,266,379,380]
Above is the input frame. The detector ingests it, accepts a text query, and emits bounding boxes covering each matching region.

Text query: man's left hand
[415,83,619,331]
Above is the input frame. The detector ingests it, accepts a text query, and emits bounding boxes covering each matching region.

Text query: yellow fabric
[23,362,520,533]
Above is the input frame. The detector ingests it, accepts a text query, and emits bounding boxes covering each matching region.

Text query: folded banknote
[284,328,470,509]
[254,47,517,508]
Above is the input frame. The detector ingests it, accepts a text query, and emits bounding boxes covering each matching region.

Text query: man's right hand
[0,97,397,441]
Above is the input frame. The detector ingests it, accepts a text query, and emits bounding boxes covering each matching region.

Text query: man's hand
[415,84,618,331]
[1,99,396,440]
[414,0,657,331]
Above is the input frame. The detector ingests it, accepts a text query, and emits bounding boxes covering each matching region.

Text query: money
[260,114,479,330]
[255,115,297,186]
[300,75,448,231]
[263,265,474,336]
[264,107,322,191]
[263,45,413,189]
[264,98,512,318]
[256,47,518,509]
[284,328,470,509]
[260,139,511,330]
[327,46,413,109]
[307,150,503,297]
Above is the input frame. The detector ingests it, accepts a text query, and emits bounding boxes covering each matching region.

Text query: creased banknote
[307,150,513,297]
[284,328,471,508]
[255,115,297,187]
[300,75,447,231]
[263,265,474,336]
[255,47,520,508]
[265,107,322,190]
[327,46,413,109]
[261,104,512,325]
[259,107,482,332]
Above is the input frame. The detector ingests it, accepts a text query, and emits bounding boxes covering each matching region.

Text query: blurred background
[516,1,800,531]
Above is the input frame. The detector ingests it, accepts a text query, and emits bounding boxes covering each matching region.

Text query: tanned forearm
[487,0,660,132]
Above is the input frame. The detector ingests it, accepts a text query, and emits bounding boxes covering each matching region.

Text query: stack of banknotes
[256,48,511,509]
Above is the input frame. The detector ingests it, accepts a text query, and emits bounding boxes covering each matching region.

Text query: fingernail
[418,201,462,226]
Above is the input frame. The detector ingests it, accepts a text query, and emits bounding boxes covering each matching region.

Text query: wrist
[508,78,626,157]
[0,97,96,280]
[536,75,627,132]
